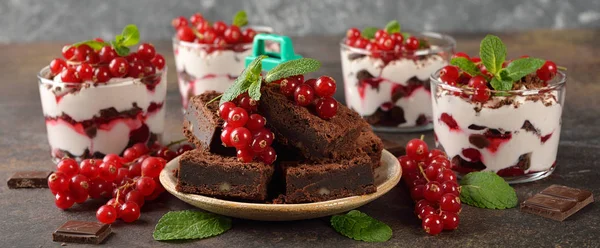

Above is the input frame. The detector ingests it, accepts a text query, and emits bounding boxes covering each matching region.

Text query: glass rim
[172,25,274,49]
[339,31,456,56]
[430,69,567,94]
[38,66,166,88]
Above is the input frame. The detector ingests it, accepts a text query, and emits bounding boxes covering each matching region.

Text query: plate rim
[159,149,401,216]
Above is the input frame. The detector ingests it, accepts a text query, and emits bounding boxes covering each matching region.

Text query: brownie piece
[259,84,364,160]
[281,154,377,203]
[183,91,234,156]
[177,149,274,201]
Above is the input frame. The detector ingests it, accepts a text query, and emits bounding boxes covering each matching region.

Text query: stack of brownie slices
[177,84,384,203]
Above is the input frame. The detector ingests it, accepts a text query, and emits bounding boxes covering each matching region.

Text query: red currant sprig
[277,75,339,120]
[173,13,257,50]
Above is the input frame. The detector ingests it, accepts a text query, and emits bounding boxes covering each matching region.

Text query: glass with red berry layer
[340,22,455,132]
[38,25,168,163]
[430,35,566,183]
[172,11,274,109]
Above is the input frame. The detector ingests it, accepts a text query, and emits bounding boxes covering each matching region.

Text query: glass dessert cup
[430,70,567,183]
[38,66,168,163]
[173,26,274,109]
[340,32,455,132]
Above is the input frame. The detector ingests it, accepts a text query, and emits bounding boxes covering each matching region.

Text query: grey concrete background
[1,0,599,43]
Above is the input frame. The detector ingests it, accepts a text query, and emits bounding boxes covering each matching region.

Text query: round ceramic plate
[160,149,401,221]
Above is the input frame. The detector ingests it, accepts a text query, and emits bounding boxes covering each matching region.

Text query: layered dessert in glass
[431,35,565,183]
[340,22,455,132]
[171,11,273,109]
[38,25,167,162]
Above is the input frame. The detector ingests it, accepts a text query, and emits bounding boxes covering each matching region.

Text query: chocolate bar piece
[520,185,594,221]
[381,138,404,157]
[7,171,52,189]
[52,221,112,244]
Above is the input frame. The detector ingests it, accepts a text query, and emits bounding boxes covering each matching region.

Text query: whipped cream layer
[432,87,562,173]
[39,70,167,159]
[174,42,251,108]
[341,48,447,127]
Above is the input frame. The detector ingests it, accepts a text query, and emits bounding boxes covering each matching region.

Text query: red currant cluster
[276,75,339,120]
[344,27,424,60]
[440,53,559,103]
[173,13,256,48]
[49,42,165,83]
[219,94,276,164]
[399,138,461,235]
[47,142,193,224]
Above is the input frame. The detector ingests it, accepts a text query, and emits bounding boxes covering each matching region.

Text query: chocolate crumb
[356,70,375,81]
[469,134,490,149]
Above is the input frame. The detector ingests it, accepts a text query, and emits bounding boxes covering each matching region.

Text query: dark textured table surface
[1,29,599,248]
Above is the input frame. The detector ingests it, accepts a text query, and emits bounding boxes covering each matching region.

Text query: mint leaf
[248,80,262,100]
[330,210,392,242]
[384,20,400,34]
[232,10,248,27]
[450,57,482,77]
[490,77,513,91]
[459,171,518,209]
[153,210,231,241]
[220,55,266,105]
[361,27,378,39]
[479,35,506,76]
[111,41,130,57]
[72,40,109,51]
[119,24,140,47]
[504,58,545,81]
[265,58,321,83]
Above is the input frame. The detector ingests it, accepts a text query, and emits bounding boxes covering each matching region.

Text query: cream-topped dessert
[171,11,272,109]
[38,24,167,161]
[340,23,454,131]
[430,35,565,183]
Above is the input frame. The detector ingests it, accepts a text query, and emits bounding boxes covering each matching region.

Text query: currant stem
[165,138,187,148]
[418,163,430,182]
[205,94,223,106]
[420,134,425,141]
[557,66,567,71]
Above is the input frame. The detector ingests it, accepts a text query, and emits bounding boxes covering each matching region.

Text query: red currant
[70,174,90,193]
[200,29,217,44]
[470,57,482,63]
[424,163,443,181]
[55,192,74,210]
[452,52,470,60]
[176,144,194,155]
[377,36,395,51]
[73,44,92,62]
[352,38,369,49]
[227,107,249,128]
[136,176,156,196]
[366,42,381,58]
[97,205,117,224]
[195,20,211,33]
[98,46,117,63]
[236,148,254,163]
[98,160,120,182]
[221,126,234,147]
[219,102,236,120]
[415,199,436,213]
[189,13,204,25]
[472,85,490,103]
[127,162,142,178]
[122,148,140,163]
[250,133,273,153]
[346,28,361,40]
[230,127,252,149]
[177,26,196,42]
[422,214,443,235]
[79,159,99,179]
[151,54,166,70]
[253,128,274,143]
[75,63,93,81]
[259,147,277,164]
[246,114,266,131]
[60,67,81,83]
[406,138,429,161]
[137,43,156,61]
[125,190,145,207]
[417,205,437,220]
[238,96,258,112]
[423,181,443,202]
[398,156,417,173]
[57,158,79,177]
[440,193,462,213]
[85,52,100,65]
[242,28,257,43]
[212,21,227,36]
[441,181,460,196]
[48,172,70,194]
[440,66,459,83]
[410,184,425,201]
[157,147,176,161]
[49,58,67,75]
[280,77,300,97]
[62,45,76,60]
[108,58,129,77]
[536,60,557,81]
[93,66,111,83]
[224,25,242,44]
[405,37,420,50]
[172,16,188,28]
[315,97,338,120]
[441,211,460,230]
[141,157,165,178]
[119,201,141,223]
[314,76,337,97]
[89,177,114,199]
[374,30,388,40]
[437,169,457,183]
[390,33,404,44]
[426,149,448,163]
[294,84,315,106]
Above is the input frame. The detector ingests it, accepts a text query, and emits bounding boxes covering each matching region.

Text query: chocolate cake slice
[177,149,274,201]
[183,91,235,156]
[259,84,365,160]
[281,154,376,203]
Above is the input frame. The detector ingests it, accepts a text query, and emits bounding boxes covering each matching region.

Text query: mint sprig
[459,171,518,209]
[265,58,321,83]
[450,57,482,77]
[153,210,232,241]
[219,55,266,105]
[480,35,506,76]
[232,10,248,27]
[330,210,392,242]
[110,24,140,56]
[384,20,401,34]
[361,27,378,39]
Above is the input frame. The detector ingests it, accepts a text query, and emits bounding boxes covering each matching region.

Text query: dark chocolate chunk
[521,120,540,135]
[52,221,112,244]
[467,124,487,130]
[521,185,593,221]
[356,69,375,81]
[469,134,490,149]
[381,139,404,157]
[7,171,52,189]
[347,53,366,61]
